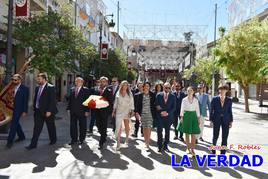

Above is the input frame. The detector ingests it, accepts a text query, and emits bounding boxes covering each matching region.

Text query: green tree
[183,57,219,87]
[14,9,96,78]
[214,19,266,112]
[95,48,129,81]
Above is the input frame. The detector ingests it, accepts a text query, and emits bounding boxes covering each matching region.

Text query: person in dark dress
[134,82,156,150]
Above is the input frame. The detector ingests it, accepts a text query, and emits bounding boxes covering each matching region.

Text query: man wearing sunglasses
[155,82,176,152]
[109,77,119,133]
[6,74,29,149]
[173,82,187,141]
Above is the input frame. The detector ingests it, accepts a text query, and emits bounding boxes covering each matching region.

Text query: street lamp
[4,0,14,84]
[95,13,115,77]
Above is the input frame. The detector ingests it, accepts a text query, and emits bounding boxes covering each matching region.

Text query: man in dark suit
[6,74,29,148]
[26,73,58,150]
[109,77,119,133]
[67,77,90,145]
[210,84,233,155]
[172,82,186,141]
[95,76,113,149]
[155,82,176,152]
[131,82,144,138]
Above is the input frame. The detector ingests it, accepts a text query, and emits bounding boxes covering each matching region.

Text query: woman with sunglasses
[177,86,201,157]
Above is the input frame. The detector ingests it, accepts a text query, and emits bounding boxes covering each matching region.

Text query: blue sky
[103,0,230,42]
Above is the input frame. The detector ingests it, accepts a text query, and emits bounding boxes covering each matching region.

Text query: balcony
[31,0,47,11]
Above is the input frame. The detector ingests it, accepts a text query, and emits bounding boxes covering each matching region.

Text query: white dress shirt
[180,97,200,118]
[14,83,21,97]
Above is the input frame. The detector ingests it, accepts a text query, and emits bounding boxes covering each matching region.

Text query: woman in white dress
[112,80,134,150]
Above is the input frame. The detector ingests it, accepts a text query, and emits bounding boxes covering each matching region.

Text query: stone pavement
[0,101,268,179]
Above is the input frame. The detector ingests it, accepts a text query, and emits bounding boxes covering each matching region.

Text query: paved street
[0,100,268,179]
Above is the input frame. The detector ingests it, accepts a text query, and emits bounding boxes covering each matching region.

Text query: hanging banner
[101,43,109,60]
[14,0,30,19]
[0,55,35,127]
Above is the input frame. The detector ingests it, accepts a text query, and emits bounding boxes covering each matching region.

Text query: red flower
[88,99,97,109]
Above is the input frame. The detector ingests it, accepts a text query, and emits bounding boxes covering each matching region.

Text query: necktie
[36,86,43,108]
[113,86,116,95]
[100,88,104,96]
[75,87,79,98]
[164,93,168,103]
[220,97,224,107]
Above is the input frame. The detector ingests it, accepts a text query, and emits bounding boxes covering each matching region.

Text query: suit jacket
[155,92,176,122]
[210,96,233,125]
[108,85,119,104]
[13,84,29,118]
[67,86,90,117]
[134,91,156,119]
[172,91,186,117]
[33,83,58,115]
[96,86,113,114]
[196,93,211,117]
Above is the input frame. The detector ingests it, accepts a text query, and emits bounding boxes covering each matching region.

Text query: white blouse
[180,97,200,118]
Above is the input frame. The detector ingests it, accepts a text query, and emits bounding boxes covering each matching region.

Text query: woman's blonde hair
[119,80,131,96]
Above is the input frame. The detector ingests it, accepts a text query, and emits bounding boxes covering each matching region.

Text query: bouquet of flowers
[83,95,109,109]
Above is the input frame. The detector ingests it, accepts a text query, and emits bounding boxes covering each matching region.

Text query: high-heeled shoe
[116,144,121,151]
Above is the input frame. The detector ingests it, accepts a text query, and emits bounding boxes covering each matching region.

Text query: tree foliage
[95,48,129,81]
[183,57,219,87]
[14,9,96,77]
[213,18,268,112]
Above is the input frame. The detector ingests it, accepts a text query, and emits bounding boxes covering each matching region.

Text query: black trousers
[134,117,143,135]
[212,118,230,154]
[7,113,25,144]
[96,109,109,145]
[30,110,57,147]
[157,120,171,149]
[70,114,87,142]
[173,115,183,138]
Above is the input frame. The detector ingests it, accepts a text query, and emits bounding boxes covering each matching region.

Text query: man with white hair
[67,77,90,145]
[155,82,176,152]
[95,76,113,149]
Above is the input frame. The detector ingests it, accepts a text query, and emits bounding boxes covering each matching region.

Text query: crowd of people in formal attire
[5,73,233,158]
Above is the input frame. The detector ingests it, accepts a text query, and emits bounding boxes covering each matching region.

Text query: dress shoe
[163,146,170,152]
[98,143,103,150]
[15,138,25,143]
[199,137,204,142]
[179,137,184,142]
[79,141,85,145]
[49,141,56,145]
[158,148,162,153]
[25,145,36,150]
[69,141,77,145]
[6,143,13,149]
[173,136,178,140]
[211,150,216,155]
[131,134,137,138]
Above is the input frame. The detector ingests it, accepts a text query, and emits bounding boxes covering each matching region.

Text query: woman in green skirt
[177,86,201,157]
